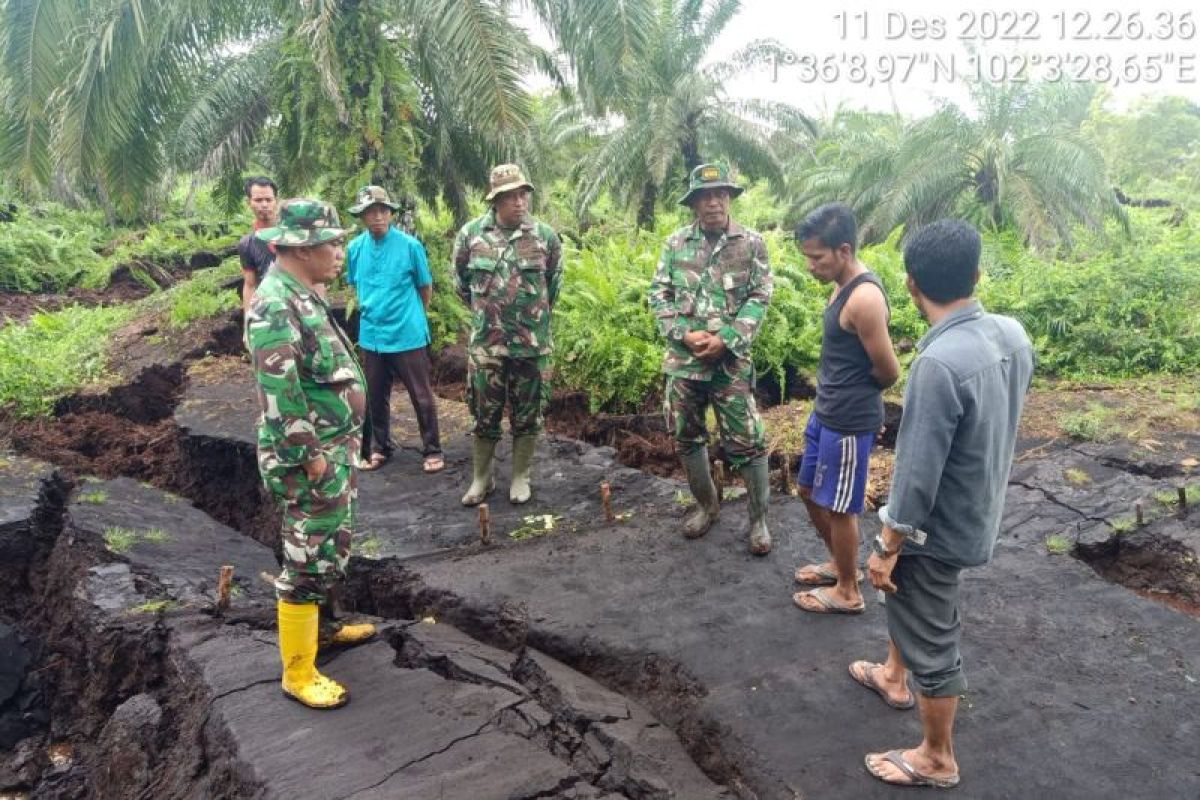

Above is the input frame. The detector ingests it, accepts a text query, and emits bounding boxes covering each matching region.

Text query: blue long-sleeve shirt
[880,301,1035,568]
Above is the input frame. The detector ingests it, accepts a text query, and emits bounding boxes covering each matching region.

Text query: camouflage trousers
[262,460,358,604]
[663,367,765,469]
[467,352,551,440]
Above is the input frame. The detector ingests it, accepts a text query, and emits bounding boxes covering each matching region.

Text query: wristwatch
[872,534,902,558]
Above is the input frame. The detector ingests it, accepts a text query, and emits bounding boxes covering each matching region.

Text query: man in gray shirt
[854,219,1034,789]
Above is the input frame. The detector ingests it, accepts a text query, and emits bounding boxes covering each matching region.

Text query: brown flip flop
[848,661,915,709]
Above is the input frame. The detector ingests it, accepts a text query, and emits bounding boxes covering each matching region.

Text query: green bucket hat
[678,163,744,206]
[256,199,348,247]
[484,163,535,201]
[348,185,401,216]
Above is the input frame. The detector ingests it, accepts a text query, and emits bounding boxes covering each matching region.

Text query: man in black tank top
[791,204,899,615]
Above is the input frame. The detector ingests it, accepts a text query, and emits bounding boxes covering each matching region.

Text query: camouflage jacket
[648,220,773,380]
[452,210,563,357]
[246,266,367,473]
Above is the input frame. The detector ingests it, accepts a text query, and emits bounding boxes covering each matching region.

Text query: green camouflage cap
[678,163,744,206]
[348,185,401,215]
[256,199,348,247]
[484,163,535,201]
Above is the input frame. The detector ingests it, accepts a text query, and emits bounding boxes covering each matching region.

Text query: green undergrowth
[0,199,239,293]
[0,304,137,417]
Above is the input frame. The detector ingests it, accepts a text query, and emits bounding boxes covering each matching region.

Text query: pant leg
[467,351,506,440]
[710,361,766,470]
[884,555,967,697]
[508,355,551,436]
[265,460,356,605]
[664,376,711,456]
[362,349,395,456]
[393,346,442,456]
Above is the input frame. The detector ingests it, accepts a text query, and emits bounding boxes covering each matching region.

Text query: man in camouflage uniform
[649,163,775,554]
[453,164,562,506]
[248,199,375,710]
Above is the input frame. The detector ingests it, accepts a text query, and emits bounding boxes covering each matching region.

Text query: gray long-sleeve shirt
[880,300,1034,568]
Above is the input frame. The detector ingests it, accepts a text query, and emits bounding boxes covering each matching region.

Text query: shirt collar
[686,219,745,241]
[272,264,326,307]
[917,300,983,352]
[483,209,533,238]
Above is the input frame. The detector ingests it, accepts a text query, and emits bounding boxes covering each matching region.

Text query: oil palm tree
[0,0,550,222]
[791,79,1125,250]
[547,2,816,228]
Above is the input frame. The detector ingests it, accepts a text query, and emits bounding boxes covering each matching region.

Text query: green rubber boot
[681,447,720,538]
[461,437,498,506]
[743,456,772,555]
[509,434,537,504]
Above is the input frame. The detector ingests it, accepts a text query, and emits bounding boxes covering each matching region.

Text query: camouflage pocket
[722,270,751,312]
[468,258,498,297]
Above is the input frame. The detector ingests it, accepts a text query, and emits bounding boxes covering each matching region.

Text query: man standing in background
[345,185,443,473]
[454,164,562,506]
[648,163,774,554]
[238,176,278,315]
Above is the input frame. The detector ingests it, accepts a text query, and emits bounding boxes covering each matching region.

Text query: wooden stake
[600,482,615,523]
[216,565,234,613]
[713,460,725,504]
[1178,486,1188,515]
[479,504,491,545]
[1135,500,1144,527]
[780,452,792,496]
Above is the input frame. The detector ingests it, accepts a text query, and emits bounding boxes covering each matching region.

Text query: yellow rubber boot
[277,601,349,709]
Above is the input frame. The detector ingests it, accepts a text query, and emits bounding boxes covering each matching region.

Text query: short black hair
[902,219,981,303]
[244,176,278,198]
[796,202,857,253]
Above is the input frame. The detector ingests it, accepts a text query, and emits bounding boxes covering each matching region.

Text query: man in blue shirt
[345,185,443,473]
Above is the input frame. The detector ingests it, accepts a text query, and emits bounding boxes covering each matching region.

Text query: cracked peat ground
[0,309,1197,799]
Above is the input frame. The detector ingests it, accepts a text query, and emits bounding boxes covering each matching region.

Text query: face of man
[493,188,529,228]
[691,188,731,232]
[247,185,277,226]
[361,204,393,239]
[284,239,345,288]
[801,238,854,285]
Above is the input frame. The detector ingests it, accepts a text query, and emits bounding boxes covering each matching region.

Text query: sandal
[793,587,865,615]
[361,453,389,472]
[422,454,445,474]
[794,563,865,586]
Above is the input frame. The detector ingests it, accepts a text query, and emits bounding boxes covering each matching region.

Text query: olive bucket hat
[484,163,535,201]
[348,184,401,216]
[256,199,348,246]
[678,163,744,206]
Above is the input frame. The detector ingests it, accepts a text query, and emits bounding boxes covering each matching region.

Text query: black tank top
[814,271,888,433]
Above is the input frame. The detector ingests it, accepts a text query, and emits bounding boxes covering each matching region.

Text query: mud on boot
[461,436,498,506]
[743,456,772,555]
[278,601,349,709]
[681,446,720,538]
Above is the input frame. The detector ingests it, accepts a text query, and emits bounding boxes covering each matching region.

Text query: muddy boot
[681,447,720,538]
[277,601,349,709]
[318,591,376,650]
[743,456,772,555]
[461,436,498,506]
[509,434,537,504]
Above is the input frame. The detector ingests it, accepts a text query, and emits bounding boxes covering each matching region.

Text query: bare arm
[241,269,258,317]
[419,284,432,311]
[845,284,900,389]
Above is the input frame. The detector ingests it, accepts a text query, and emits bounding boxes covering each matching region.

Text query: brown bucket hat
[484,164,535,201]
